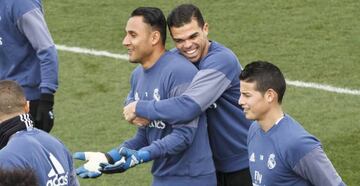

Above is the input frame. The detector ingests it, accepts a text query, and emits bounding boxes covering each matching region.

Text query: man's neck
[258,105,284,132]
[0,112,23,124]
[199,40,211,63]
[142,47,166,69]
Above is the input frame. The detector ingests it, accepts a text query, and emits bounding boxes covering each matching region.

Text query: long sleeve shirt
[121,51,215,185]
[247,114,345,186]
[0,0,58,100]
[136,41,252,172]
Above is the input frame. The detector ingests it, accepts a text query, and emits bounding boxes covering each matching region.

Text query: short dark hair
[0,168,38,186]
[131,7,167,45]
[167,4,205,29]
[239,61,286,103]
[0,80,26,116]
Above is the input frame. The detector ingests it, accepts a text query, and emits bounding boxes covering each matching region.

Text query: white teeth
[185,49,196,54]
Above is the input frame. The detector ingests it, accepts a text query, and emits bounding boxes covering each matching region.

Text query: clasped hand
[100,147,150,174]
[73,148,150,178]
[123,101,150,127]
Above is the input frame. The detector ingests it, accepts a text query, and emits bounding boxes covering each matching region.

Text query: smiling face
[239,81,270,121]
[122,16,154,65]
[170,18,209,63]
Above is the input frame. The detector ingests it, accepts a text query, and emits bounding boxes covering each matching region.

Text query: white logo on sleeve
[267,153,276,169]
[46,153,68,186]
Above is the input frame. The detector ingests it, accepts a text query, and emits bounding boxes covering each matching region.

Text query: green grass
[43,0,359,185]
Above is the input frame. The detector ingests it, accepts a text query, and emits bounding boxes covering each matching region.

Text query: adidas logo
[250,152,255,162]
[46,153,68,186]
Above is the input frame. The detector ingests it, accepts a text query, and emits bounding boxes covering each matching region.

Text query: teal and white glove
[73,149,121,178]
[100,147,150,174]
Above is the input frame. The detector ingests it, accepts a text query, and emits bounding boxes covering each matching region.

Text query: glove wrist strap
[105,153,115,164]
[105,149,122,163]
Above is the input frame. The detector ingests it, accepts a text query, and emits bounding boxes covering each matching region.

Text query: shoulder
[275,115,321,167]
[199,41,241,80]
[166,51,197,69]
[202,41,240,68]
[129,65,143,79]
[13,129,67,152]
[0,133,37,166]
[163,51,198,79]
[9,0,40,16]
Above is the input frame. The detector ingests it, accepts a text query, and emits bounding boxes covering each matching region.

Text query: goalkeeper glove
[73,149,121,178]
[100,147,150,174]
[35,93,54,132]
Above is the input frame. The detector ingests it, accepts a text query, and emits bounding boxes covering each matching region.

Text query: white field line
[56,44,128,60]
[286,80,360,96]
[56,44,360,96]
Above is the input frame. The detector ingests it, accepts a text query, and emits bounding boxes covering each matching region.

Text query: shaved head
[0,80,27,117]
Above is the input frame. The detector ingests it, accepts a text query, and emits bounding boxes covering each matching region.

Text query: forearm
[120,128,148,150]
[140,119,198,160]
[136,96,201,124]
[38,46,59,93]
[136,69,231,124]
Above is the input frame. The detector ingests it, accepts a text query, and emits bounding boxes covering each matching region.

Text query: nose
[123,35,130,46]
[238,95,245,107]
[183,39,192,49]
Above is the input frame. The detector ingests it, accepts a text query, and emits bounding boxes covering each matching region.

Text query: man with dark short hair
[73,7,216,186]
[124,4,252,186]
[239,61,345,186]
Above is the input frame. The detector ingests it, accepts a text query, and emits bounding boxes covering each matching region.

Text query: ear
[265,89,277,103]
[202,22,209,36]
[151,31,161,45]
[24,101,30,113]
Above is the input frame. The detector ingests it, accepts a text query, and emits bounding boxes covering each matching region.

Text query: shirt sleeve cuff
[136,100,151,119]
[140,145,158,160]
[40,87,55,94]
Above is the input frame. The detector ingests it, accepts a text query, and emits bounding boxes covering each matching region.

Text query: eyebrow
[173,32,199,41]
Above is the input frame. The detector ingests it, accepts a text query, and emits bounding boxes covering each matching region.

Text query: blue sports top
[120,51,216,186]
[0,115,78,186]
[136,41,252,172]
[0,0,58,100]
[247,114,345,186]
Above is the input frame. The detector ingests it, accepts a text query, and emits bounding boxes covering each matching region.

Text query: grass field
[43,0,359,185]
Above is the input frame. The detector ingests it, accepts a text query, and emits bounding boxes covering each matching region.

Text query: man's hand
[123,101,138,122]
[73,149,121,178]
[123,101,150,127]
[131,117,150,127]
[36,93,54,132]
[100,147,150,174]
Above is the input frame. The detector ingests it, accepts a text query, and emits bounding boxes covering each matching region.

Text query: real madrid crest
[267,153,276,169]
[153,88,160,101]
